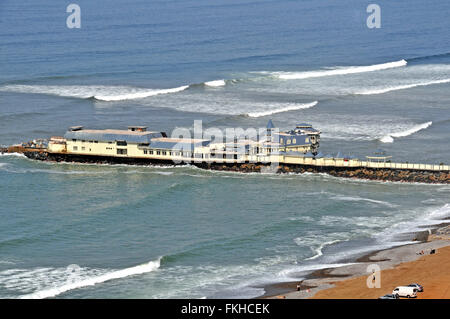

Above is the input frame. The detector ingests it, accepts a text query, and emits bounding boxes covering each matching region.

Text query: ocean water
[0,0,449,298]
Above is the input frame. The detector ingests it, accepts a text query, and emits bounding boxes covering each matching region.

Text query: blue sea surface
[0,0,449,298]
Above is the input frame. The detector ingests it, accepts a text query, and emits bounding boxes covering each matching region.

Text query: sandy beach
[264,225,450,299]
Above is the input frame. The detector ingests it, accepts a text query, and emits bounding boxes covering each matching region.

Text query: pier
[12,148,449,184]
[1,121,449,184]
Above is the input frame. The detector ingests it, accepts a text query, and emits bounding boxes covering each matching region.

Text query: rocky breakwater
[205,163,450,184]
[23,151,49,161]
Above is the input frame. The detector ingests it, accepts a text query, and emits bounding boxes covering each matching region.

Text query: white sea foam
[375,203,450,243]
[0,164,109,175]
[0,152,27,158]
[272,60,407,80]
[330,195,397,208]
[94,85,189,101]
[304,240,344,260]
[294,232,353,261]
[16,258,161,299]
[277,262,357,278]
[355,79,450,95]
[204,79,226,87]
[246,101,318,117]
[0,84,189,101]
[380,121,432,143]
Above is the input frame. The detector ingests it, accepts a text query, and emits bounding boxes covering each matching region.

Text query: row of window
[279,137,310,145]
[117,149,127,155]
[143,149,186,157]
[280,138,297,145]
[72,139,99,144]
[71,139,124,145]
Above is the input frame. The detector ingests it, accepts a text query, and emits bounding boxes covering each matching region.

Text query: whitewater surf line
[355,79,450,95]
[204,79,226,87]
[93,86,189,101]
[380,121,432,143]
[0,84,190,101]
[246,101,318,117]
[19,258,161,299]
[271,60,407,80]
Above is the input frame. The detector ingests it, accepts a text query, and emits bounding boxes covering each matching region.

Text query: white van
[392,286,418,298]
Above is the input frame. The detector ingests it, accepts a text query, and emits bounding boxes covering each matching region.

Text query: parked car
[392,286,418,298]
[407,283,423,292]
[379,294,400,299]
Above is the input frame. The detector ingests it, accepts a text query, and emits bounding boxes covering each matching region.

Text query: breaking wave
[0,152,27,158]
[375,203,450,243]
[329,195,396,208]
[204,79,226,87]
[246,101,318,117]
[304,239,343,260]
[270,60,407,80]
[0,84,189,101]
[94,86,189,101]
[380,121,432,143]
[355,79,450,95]
[16,258,161,299]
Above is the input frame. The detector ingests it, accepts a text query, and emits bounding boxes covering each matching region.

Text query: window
[305,137,309,143]
[150,150,154,155]
[72,139,76,142]
[292,138,296,144]
[157,151,161,155]
[117,149,127,155]
[144,150,148,154]
[162,151,167,156]
[81,146,85,151]
[287,139,291,145]
[117,141,127,146]
[94,141,98,144]
[73,146,78,151]
[280,138,284,144]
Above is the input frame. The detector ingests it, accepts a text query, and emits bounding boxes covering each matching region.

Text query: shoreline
[260,224,450,299]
